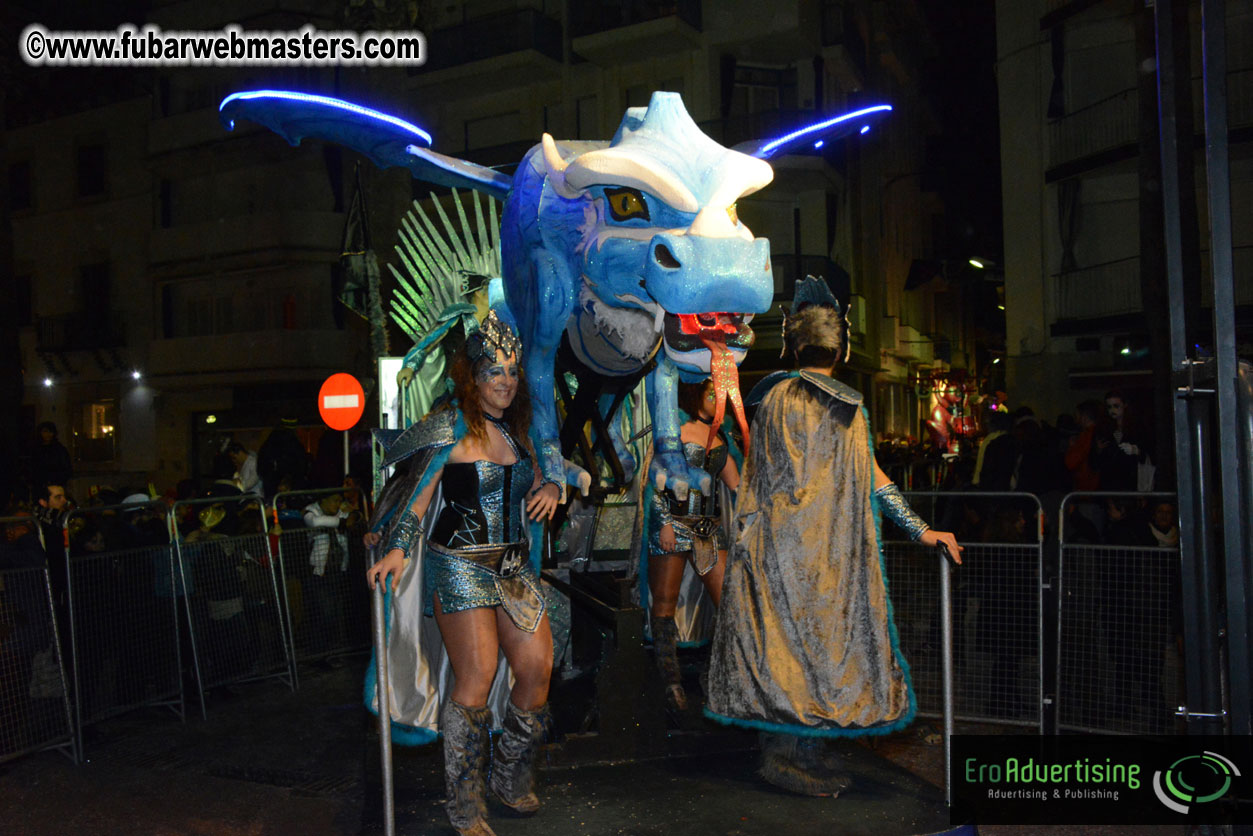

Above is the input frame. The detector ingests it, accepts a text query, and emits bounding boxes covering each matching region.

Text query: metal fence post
[369,546,395,836]
[939,546,954,808]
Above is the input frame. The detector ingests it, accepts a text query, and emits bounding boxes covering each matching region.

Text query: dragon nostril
[654,243,681,270]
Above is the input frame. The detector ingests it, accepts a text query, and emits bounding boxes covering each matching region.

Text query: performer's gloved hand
[919,529,963,565]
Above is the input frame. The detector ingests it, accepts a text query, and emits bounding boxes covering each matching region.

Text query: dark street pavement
[0,656,1185,836]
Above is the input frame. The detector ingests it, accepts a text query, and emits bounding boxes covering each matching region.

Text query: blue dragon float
[220,89,889,497]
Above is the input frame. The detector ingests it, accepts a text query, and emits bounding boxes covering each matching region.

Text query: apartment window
[75,399,117,463]
[76,144,107,197]
[9,161,32,211]
[730,66,797,115]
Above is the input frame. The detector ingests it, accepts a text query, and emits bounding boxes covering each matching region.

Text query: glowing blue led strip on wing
[757,104,892,157]
[219,89,433,146]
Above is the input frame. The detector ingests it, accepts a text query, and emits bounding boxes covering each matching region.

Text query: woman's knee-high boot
[442,699,496,836]
[489,701,551,815]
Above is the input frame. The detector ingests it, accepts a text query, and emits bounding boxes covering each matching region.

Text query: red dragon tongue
[700,337,751,458]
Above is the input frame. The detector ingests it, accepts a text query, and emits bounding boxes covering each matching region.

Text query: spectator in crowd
[1104,498,1155,547]
[226,442,262,496]
[0,509,46,569]
[258,418,311,497]
[183,501,250,683]
[973,409,1017,491]
[1065,401,1103,491]
[303,492,358,653]
[30,422,72,500]
[1092,390,1154,492]
[1148,501,1179,547]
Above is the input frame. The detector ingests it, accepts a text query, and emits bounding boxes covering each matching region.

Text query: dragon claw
[650,449,696,502]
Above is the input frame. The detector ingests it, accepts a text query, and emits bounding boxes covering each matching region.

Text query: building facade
[10,0,984,496]
[997,0,1253,429]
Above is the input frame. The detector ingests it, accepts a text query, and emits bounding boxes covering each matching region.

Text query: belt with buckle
[674,515,719,539]
[428,541,527,577]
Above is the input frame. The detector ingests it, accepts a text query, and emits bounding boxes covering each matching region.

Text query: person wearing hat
[365,309,561,836]
[705,276,962,796]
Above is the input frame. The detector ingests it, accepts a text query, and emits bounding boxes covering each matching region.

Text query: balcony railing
[570,0,701,38]
[36,313,126,352]
[1053,257,1141,321]
[1048,87,1138,170]
[1055,247,1253,323]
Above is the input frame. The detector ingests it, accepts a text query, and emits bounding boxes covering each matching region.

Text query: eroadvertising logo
[951,736,1251,825]
[1152,751,1241,814]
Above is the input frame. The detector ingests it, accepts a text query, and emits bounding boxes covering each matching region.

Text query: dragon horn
[541,133,578,198]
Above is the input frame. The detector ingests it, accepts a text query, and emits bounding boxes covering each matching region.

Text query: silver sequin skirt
[423,542,546,632]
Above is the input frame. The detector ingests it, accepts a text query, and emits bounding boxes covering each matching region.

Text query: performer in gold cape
[705,276,962,797]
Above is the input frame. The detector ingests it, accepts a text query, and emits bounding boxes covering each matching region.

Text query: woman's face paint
[476,349,520,417]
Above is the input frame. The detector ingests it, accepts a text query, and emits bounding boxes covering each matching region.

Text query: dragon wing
[735,103,893,159]
[219,90,512,199]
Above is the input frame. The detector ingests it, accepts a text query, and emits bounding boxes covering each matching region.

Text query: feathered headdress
[780,274,851,362]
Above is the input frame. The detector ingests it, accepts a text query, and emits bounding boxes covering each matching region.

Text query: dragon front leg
[520,250,587,501]
[646,354,712,501]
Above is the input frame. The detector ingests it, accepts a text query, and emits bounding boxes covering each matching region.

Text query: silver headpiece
[466,309,522,365]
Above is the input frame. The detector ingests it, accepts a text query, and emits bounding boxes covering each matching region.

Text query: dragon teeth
[654,307,666,333]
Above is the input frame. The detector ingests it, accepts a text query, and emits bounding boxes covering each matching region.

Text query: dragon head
[539,92,775,380]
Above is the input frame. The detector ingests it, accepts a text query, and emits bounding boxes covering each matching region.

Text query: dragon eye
[605,187,650,222]
[727,203,738,224]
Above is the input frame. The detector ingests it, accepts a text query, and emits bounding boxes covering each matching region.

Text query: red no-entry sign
[318,373,365,431]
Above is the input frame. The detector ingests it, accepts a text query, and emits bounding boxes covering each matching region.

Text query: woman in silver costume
[647,377,740,711]
[366,311,561,836]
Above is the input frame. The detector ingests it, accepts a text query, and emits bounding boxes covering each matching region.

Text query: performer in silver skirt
[367,310,561,836]
[646,377,740,711]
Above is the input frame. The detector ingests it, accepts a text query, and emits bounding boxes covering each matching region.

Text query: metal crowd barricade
[1056,491,1182,734]
[271,487,373,677]
[171,495,294,718]
[62,502,184,758]
[887,491,1045,731]
[0,515,75,765]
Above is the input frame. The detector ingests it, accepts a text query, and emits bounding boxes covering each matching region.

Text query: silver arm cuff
[875,483,930,541]
[383,510,421,556]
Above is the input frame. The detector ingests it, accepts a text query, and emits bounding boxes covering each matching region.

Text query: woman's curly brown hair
[448,349,534,458]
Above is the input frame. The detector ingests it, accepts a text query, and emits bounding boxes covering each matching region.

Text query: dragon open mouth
[661,311,755,355]
[659,311,755,455]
